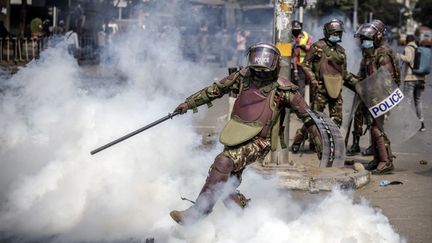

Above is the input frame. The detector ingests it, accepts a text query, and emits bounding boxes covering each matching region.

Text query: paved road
[192,66,432,243]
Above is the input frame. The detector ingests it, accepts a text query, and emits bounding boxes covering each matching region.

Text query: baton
[90,111,180,155]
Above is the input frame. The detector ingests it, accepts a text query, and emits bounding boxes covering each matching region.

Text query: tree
[309,0,403,28]
[414,0,432,27]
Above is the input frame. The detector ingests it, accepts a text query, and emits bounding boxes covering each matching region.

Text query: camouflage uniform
[291,19,358,152]
[184,68,322,170]
[170,43,323,225]
[303,38,358,126]
[359,43,400,171]
[355,20,401,174]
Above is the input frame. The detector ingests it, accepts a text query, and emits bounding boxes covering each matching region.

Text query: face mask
[252,68,275,80]
[361,40,374,49]
[292,30,301,37]
[328,35,341,43]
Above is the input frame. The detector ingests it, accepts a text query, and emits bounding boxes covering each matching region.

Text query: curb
[252,163,371,192]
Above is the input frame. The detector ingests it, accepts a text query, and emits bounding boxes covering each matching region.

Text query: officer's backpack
[409,45,432,75]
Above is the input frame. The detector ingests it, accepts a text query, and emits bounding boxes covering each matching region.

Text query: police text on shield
[369,88,404,118]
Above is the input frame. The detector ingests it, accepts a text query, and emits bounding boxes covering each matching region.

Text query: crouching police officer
[169,43,323,225]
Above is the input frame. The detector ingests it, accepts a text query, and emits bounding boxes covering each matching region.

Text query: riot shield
[341,88,361,147]
[307,110,345,168]
[355,67,419,144]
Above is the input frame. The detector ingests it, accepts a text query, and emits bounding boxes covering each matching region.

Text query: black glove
[175,102,189,114]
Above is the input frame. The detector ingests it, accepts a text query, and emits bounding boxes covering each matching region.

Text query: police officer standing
[354,19,401,174]
[291,19,358,153]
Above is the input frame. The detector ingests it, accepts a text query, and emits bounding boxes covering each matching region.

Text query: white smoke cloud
[0,3,405,243]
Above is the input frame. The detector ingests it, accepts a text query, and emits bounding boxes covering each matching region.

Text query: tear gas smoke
[0,4,405,243]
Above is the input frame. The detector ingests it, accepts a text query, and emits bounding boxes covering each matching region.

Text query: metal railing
[0,37,48,64]
[0,35,100,66]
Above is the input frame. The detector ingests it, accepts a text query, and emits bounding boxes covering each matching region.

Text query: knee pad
[213,154,234,174]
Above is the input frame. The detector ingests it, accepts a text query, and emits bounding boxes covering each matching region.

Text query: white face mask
[328,35,341,43]
[361,40,374,49]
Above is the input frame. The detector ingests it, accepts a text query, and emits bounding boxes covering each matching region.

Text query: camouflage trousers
[352,102,371,137]
[293,88,342,146]
[223,137,271,172]
[370,116,393,162]
[312,89,343,127]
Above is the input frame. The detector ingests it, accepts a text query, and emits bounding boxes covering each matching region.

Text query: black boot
[372,162,394,174]
[346,134,360,156]
[365,158,379,171]
[170,154,234,225]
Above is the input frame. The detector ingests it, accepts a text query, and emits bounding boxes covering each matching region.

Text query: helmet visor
[247,47,279,71]
[354,23,377,39]
[326,21,344,34]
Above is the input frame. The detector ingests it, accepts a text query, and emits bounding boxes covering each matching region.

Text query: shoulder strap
[66,31,73,39]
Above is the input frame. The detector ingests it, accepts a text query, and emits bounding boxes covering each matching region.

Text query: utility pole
[267,0,295,165]
[297,0,309,106]
[353,0,358,30]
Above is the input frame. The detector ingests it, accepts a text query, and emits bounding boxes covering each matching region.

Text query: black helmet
[323,19,344,39]
[247,42,280,71]
[370,19,386,44]
[354,21,387,46]
[371,19,386,34]
[247,42,281,79]
[292,20,302,30]
[354,23,378,39]
[292,20,303,37]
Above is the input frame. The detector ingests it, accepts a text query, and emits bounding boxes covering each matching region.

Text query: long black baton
[90,111,180,155]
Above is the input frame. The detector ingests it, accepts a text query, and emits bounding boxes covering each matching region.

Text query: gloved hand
[310,79,319,94]
[175,102,189,114]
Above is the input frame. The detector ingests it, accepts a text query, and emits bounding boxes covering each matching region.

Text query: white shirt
[64,30,79,49]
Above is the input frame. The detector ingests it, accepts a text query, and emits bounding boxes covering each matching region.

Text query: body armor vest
[219,76,282,148]
[232,81,275,137]
[315,40,344,98]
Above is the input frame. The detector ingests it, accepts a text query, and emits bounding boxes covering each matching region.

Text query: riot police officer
[169,43,323,225]
[291,19,358,153]
[354,19,400,174]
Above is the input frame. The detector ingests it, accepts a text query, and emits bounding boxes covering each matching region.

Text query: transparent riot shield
[355,67,419,144]
[307,110,345,168]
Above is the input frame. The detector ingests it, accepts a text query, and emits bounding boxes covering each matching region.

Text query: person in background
[398,34,427,131]
[236,30,247,66]
[53,20,65,35]
[64,26,80,58]
[291,20,313,98]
